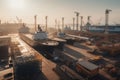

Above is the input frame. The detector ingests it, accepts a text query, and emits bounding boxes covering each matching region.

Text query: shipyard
[0,0,120,80]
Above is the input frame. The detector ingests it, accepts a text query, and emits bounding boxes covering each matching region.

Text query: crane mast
[73,17,75,30]
[74,12,80,31]
[86,16,91,31]
[45,16,48,32]
[34,15,37,32]
[62,17,64,31]
[80,16,83,31]
[105,9,112,34]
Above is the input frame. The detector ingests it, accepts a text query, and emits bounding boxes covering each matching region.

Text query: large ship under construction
[19,25,59,55]
[19,16,59,56]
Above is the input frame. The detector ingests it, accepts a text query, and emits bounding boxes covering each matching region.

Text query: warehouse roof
[77,60,98,71]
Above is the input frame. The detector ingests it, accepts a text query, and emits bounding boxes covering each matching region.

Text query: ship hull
[51,38,66,50]
[19,33,58,56]
[19,33,38,47]
[64,37,75,45]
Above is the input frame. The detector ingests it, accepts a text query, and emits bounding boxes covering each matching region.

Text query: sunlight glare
[9,0,25,9]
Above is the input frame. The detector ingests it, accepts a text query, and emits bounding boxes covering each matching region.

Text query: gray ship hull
[19,33,58,56]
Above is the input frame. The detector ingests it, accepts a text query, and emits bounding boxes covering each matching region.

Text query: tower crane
[34,15,37,32]
[73,17,75,30]
[86,16,91,31]
[74,11,80,31]
[62,17,64,31]
[105,9,112,34]
[87,16,91,24]
[80,16,83,31]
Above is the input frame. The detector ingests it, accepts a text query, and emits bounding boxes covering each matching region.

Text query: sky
[0,0,120,25]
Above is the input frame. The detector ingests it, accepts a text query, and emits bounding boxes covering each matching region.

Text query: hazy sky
[0,0,120,25]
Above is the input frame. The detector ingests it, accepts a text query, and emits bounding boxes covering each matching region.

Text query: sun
[9,0,25,9]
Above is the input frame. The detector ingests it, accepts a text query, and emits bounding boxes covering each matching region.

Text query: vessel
[56,31,75,45]
[19,25,59,56]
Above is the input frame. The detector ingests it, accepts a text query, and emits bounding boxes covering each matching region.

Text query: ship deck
[24,34,58,46]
